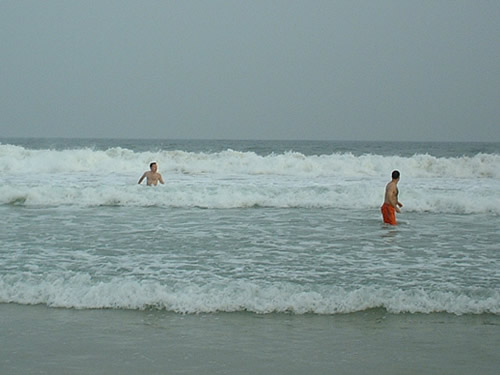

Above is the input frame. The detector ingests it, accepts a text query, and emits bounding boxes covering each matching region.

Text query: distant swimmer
[138,161,165,186]
[381,170,403,225]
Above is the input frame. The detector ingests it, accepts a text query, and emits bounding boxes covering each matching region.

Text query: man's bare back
[138,162,165,186]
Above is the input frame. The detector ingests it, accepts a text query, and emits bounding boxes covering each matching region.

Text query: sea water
[0,138,499,374]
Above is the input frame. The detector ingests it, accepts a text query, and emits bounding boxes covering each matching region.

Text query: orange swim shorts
[381,203,397,225]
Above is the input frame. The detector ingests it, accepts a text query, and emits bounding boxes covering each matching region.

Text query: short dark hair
[392,170,400,179]
[150,162,157,168]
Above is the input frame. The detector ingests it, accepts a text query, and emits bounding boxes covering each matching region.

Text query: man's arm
[158,173,165,184]
[390,188,402,212]
[138,173,146,184]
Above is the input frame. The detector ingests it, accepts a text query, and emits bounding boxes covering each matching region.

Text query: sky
[1,0,499,142]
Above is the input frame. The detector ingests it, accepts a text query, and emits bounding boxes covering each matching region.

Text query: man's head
[150,162,157,171]
[392,170,400,180]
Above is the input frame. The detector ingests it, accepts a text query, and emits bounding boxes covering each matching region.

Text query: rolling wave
[0,275,497,315]
[1,145,499,213]
[1,144,499,178]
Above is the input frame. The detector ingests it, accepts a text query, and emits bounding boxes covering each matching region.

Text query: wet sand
[1,303,498,375]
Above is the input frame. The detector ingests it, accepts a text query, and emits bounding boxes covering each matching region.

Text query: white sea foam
[0,275,498,315]
[1,144,499,177]
[1,145,499,213]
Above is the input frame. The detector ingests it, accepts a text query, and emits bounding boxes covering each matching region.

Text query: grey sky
[1,0,499,141]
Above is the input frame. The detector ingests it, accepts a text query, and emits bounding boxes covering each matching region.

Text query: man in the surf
[381,170,403,225]
[138,162,165,186]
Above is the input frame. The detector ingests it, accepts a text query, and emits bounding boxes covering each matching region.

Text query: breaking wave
[1,275,498,315]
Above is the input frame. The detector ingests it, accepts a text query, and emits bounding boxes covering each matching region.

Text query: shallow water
[1,205,499,314]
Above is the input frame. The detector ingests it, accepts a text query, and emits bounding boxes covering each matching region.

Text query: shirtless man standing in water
[381,170,403,225]
[138,162,165,186]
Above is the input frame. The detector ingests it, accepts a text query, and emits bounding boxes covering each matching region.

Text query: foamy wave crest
[0,145,143,174]
[2,144,499,213]
[1,275,498,315]
[1,144,499,178]
[1,181,499,214]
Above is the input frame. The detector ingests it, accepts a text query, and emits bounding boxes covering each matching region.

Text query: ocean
[1,138,499,374]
